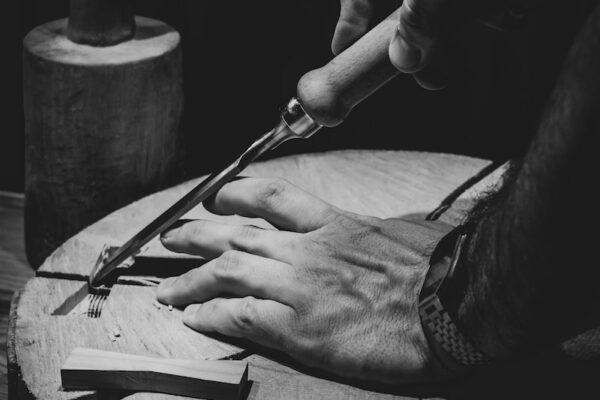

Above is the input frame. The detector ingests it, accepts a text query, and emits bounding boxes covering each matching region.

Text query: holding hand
[332,0,450,90]
[332,0,529,90]
[157,178,453,383]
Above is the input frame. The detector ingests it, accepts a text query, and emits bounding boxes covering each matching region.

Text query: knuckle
[213,251,244,282]
[330,212,352,227]
[231,225,268,254]
[232,225,259,250]
[401,0,434,35]
[352,0,373,18]
[256,179,289,211]
[314,207,344,228]
[302,233,330,257]
[340,0,372,24]
[351,219,382,242]
[240,225,259,240]
[339,267,359,287]
[232,297,259,333]
[357,214,383,225]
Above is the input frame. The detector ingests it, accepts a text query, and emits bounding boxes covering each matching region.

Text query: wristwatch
[418,225,491,374]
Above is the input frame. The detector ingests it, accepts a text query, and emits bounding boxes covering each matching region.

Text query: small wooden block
[61,347,249,400]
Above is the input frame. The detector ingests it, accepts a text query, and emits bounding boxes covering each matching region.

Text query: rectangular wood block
[61,347,248,400]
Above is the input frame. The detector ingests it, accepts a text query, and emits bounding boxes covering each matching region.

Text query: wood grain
[11,277,243,400]
[0,193,33,314]
[37,150,495,279]
[1,314,9,400]
[23,16,183,268]
[0,192,32,400]
[12,151,504,400]
[61,348,248,400]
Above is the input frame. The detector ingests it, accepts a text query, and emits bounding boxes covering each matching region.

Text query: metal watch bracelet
[418,225,491,374]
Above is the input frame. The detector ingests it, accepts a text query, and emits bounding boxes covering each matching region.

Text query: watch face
[437,234,470,323]
[419,254,452,302]
[419,230,470,324]
[418,228,488,367]
[420,227,460,302]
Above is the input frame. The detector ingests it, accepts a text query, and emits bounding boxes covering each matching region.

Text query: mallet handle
[67,0,135,46]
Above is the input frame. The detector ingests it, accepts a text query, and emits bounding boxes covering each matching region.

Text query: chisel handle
[297,8,401,127]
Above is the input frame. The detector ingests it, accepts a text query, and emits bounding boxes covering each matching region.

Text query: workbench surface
[4,151,598,400]
[0,192,33,400]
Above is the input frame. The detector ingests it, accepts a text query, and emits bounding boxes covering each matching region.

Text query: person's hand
[331,0,451,90]
[331,0,533,90]
[331,0,375,55]
[389,0,450,89]
[157,177,454,383]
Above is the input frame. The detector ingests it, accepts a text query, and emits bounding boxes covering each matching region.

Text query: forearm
[458,2,600,359]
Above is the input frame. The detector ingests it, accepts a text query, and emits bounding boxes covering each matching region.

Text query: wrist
[418,224,492,376]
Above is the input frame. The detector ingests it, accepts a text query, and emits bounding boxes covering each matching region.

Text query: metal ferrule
[281,97,321,138]
[244,97,322,157]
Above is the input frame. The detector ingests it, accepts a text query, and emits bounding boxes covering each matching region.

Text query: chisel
[89,8,402,289]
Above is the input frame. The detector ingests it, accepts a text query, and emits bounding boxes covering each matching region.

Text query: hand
[332,0,533,90]
[331,0,451,90]
[157,177,454,383]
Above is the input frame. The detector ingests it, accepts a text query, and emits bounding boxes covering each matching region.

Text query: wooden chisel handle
[297,8,402,127]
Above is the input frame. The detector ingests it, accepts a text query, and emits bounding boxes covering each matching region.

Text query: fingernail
[156,279,172,302]
[161,219,188,239]
[389,27,423,73]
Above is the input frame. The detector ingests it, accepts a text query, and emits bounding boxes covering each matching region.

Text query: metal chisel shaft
[89,98,320,288]
[91,7,406,287]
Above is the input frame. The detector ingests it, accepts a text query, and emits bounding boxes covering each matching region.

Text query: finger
[157,250,299,307]
[161,219,300,262]
[388,0,450,88]
[183,297,296,350]
[332,0,375,55]
[204,178,344,232]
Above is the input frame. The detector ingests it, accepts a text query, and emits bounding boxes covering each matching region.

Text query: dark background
[2,0,596,192]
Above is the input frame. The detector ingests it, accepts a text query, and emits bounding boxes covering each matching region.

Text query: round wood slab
[9,150,504,400]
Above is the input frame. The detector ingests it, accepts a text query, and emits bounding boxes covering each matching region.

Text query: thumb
[388,0,449,75]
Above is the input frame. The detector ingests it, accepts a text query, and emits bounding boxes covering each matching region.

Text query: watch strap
[418,226,491,374]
